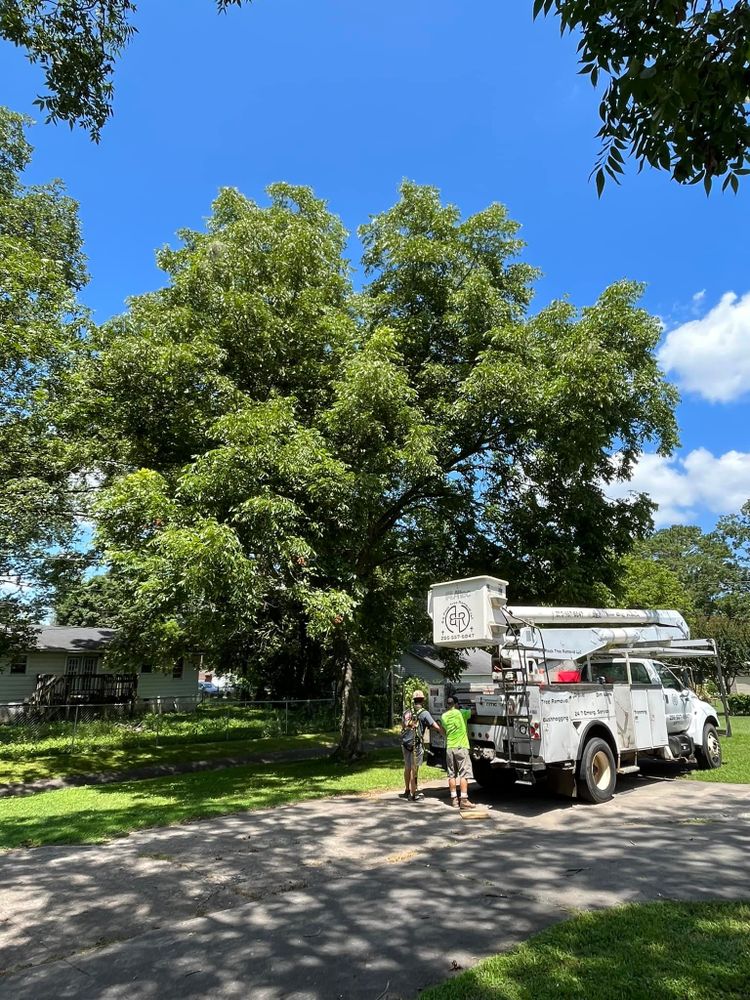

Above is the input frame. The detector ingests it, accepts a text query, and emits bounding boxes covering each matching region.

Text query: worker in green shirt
[441,696,476,809]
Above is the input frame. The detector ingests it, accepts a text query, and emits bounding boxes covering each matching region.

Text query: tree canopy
[543,0,750,193]
[0,107,87,654]
[61,180,678,752]
[618,551,694,613]
[716,500,750,614]
[624,522,745,615]
[0,1,244,140]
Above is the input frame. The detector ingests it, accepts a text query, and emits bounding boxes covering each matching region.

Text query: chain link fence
[0,697,337,758]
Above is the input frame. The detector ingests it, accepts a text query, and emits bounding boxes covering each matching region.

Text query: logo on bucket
[442,601,472,635]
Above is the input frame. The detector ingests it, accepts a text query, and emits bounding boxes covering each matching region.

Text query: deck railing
[31,673,138,706]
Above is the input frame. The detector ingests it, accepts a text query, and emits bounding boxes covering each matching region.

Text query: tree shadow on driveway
[1,771,748,999]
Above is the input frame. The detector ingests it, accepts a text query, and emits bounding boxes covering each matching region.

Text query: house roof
[404,643,492,674]
[33,627,117,653]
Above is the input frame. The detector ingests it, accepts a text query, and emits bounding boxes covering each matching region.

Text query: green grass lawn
[0,717,398,786]
[0,702,345,784]
[0,750,444,850]
[420,901,750,1000]
[0,731,340,785]
[688,715,750,784]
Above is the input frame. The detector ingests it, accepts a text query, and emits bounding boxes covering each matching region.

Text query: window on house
[140,664,153,674]
[66,656,99,675]
[172,658,184,679]
[10,655,27,675]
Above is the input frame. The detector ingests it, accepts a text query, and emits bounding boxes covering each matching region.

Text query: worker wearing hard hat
[400,689,443,802]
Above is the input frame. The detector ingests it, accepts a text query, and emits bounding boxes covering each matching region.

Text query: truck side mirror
[597,676,606,685]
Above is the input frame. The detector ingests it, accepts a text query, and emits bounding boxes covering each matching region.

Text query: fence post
[285,700,289,735]
[389,666,394,728]
[71,705,79,753]
[156,697,162,746]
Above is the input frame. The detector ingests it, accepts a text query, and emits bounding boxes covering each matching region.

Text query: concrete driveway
[1,773,749,999]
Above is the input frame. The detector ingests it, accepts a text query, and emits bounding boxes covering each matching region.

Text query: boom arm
[505,606,689,638]
[427,575,690,649]
[510,624,692,661]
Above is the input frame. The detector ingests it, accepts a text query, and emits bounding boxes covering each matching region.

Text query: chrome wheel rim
[706,731,721,765]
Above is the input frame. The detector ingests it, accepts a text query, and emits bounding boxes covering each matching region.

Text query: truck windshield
[654,663,684,690]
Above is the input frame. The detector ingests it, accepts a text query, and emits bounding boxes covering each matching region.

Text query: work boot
[450,797,460,807]
[460,799,476,809]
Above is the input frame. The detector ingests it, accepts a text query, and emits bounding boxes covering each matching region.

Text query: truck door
[629,659,674,748]
[653,662,692,734]
[593,661,634,750]
[628,660,655,748]
[629,661,668,745]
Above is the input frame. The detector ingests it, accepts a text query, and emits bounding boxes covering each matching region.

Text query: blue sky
[2,0,749,531]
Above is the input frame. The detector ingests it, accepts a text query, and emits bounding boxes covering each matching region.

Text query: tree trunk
[335,638,362,758]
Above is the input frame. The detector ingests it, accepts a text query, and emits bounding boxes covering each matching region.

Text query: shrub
[728,693,750,716]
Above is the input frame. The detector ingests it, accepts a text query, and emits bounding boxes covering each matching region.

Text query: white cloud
[658,291,750,402]
[692,289,706,303]
[606,448,750,527]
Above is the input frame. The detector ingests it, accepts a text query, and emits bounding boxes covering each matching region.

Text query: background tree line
[620,512,750,691]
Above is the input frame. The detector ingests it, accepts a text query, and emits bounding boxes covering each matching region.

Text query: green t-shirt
[442,706,471,749]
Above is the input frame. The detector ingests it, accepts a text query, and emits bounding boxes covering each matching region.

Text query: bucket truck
[426,576,724,803]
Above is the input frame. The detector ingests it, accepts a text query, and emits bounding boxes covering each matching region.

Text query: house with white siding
[0,627,199,706]
[399,643,492,684]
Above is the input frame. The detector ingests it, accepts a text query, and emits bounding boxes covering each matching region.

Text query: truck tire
[577,737,616,803]
[696,723,722,770]
[472,756,517,790]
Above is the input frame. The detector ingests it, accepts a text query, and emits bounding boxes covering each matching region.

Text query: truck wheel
[472,756,517,790]
[577,737,616,803]
[696,723,722,770]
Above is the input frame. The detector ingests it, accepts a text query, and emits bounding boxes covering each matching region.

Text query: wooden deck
[32,673,138,706]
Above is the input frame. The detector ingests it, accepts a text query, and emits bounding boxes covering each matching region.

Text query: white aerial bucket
[427,576,508,648]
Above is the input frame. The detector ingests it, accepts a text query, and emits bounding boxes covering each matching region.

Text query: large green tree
[618,551,694,612]
[54,573,131,628]
[690,613,750,691]
[715,500,750,615]
[0,107,87,654]
[69,181,677,754]
[626,524,742,615]
[620,516,750,688]
[3,2,748,191]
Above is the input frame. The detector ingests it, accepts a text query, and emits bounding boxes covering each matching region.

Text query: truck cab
[580,656,717,742]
